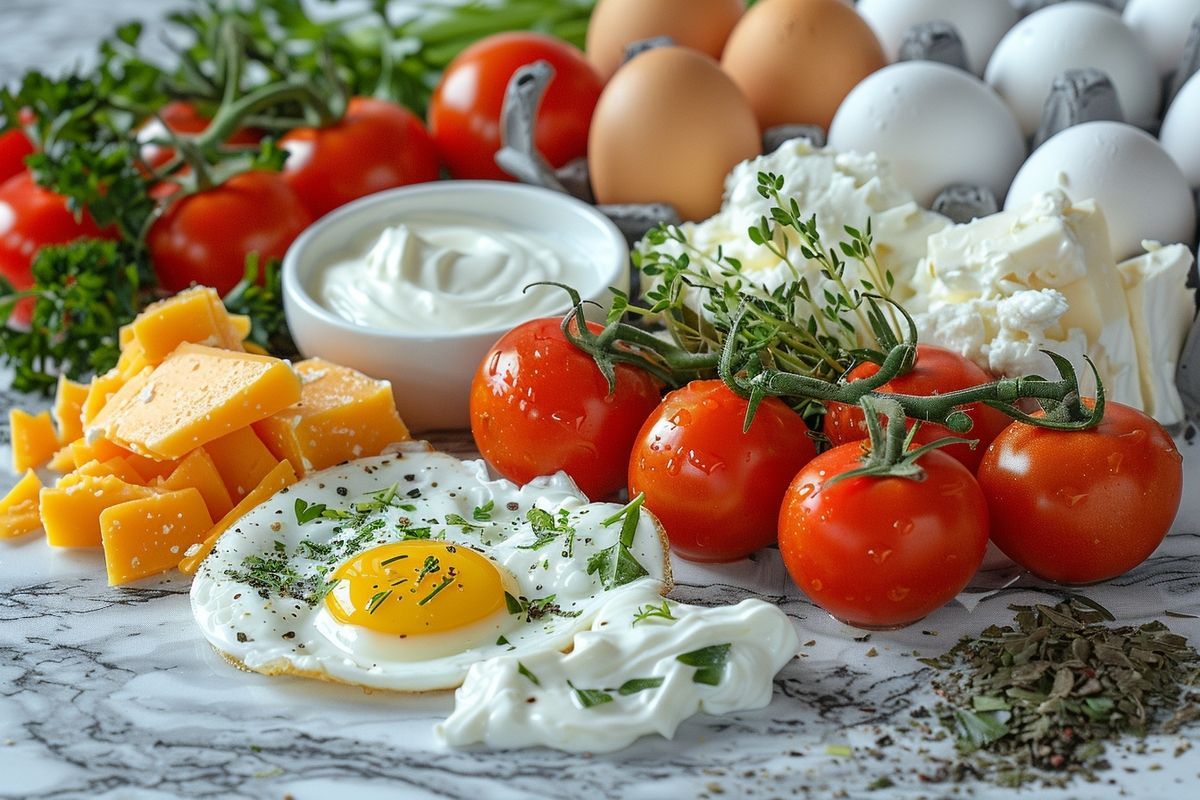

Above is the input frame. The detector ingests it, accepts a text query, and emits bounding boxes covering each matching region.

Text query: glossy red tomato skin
[138,100,263,170]
[976,403,1183,585]
[429,32,603,180]
[0,129,34,184]
[470,317,664,501]
[778,445,989,629]
[147,170,312,295]
[0,172,115,325]
[825,345,1011,472]
[628,380,817,563]
[281,97,440,219]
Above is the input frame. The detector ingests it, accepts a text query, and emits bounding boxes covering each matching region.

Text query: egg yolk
[324,541,508,637]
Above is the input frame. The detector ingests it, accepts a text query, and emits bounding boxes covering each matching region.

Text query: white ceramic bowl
[282,181,629,432]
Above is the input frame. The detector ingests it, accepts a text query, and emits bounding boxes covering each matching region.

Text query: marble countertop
[1,376,1199,800]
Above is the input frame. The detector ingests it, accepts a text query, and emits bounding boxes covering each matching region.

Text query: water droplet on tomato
[1119,428,1147,444]
[486,351,501,376]
[1107,452,1123,474]
[670,409,692,427]
[868,548,892,565]
[665,458,681,476]
[686,448,724,475]
[887,587,910,602]
[794,484,815,501]
[810,579,823,592]
[702,399,719,411]
[892,519,914,535]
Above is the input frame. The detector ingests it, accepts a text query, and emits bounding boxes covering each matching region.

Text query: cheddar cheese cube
[82,369,127,426]
[86,343,302,461]
[229,314,252,341]
[178,458,297,574]
[202,426,278,500]
[40,475,156,548]
[100,488,213,585]
[116,340,151,379]
[69,457,146,486]
[0,470,43,539]
[255,358,409,475]
[53,375,89,445]
[157,448,234,520]
[130,287,244,363]
[10,409,60,472]
[48,446,75,474]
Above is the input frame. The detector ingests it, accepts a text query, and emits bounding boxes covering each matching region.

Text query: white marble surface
[1,387,1199,799]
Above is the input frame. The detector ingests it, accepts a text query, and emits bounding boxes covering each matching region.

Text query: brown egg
[586,0,746,80]
[588,47,761,222]
[721,0,887,131]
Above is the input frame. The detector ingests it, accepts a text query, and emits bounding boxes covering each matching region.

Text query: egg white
[190,443,672,692]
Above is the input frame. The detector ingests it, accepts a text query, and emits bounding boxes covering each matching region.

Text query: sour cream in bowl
[283,182,628,431]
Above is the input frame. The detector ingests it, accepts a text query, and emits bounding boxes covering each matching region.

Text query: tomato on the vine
[281,97,440,219]
[628,379,816,563]
[825,345,1011,472]
[0,128,33,185]
[147,170,311,295]
[137,100,263,170]
[470,316,663,500]
[429,32,603,181]
[0,172,116,326]
[778,443,989,629]
[977,402,1183,585]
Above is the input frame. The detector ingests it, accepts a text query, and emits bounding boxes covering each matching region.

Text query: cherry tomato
[628,380,816,563]
[429,32,603,180]
[470,317,664,500]
[281,97,440,219]
[778,443,989,629]
[0,129,33,185]
[0,172,115,326]
[147,170,312,295]
[977,403,1183,585]
[825,345,1011,472]
[138,100,263,170]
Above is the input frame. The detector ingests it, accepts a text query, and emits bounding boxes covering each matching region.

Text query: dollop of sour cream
[435,579,799,753]
[316,217,593,333]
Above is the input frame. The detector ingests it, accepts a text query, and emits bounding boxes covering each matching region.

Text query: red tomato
[628,380,816,563]
[0,129,33,185]
[977,403,1183,584]
[429,32,603,180]
[825,345,1011,472]
[147,170,311,295]
[281,97,440,219]
[470,317,663,500]
[778,443,989,629]
[0,172,115,325]
[138,100,263,170]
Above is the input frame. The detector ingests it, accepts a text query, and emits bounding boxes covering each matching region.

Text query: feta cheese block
[1117,243,1197,427]
[640,139,949,308]
[914,191,1143,409]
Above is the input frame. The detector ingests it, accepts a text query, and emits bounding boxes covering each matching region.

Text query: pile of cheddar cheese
[0,287,409,585]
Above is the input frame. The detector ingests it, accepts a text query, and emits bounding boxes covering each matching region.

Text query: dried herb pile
[921,598,1200,786]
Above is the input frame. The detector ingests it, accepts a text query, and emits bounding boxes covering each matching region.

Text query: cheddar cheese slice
[100,488,213,585]
[130,286,244,363]
[157,448,234,521]
[201,426,278,500]
[10,409,59,472]
[178,458,297,574]
[48,446,75,474]
[53,375,89,445]
[86,343,302,461]
[40,475,156,548]
[255,358,410,475]
[0,470,43,539]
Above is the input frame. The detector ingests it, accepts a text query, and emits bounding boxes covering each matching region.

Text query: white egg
[1162,71,1200,187]
[985,2,1159,136]
[828,60,1026,206]
[190,446,671,692]
[1124,0,1200,76]
[1006,121,1196,259]
[857,0,1019,76]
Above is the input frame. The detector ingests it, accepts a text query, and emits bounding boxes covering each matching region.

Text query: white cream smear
[436,580,799,753]
[317,218,592,333]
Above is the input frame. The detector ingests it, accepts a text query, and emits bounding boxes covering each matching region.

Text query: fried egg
[190,444,672,692]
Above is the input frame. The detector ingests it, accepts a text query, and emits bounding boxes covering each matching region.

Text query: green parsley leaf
[294,498,327,525]
[504,591,523,615]
[617,677,665,695]
[366,590,392,615]
[417,575,454,607]
[517,662,540,686]
[444,513,481,530]
[472,500,495,522]
[676,643,732,686]
[569,681,613,709]
[589,494,649,590]
[633,601,677,626]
